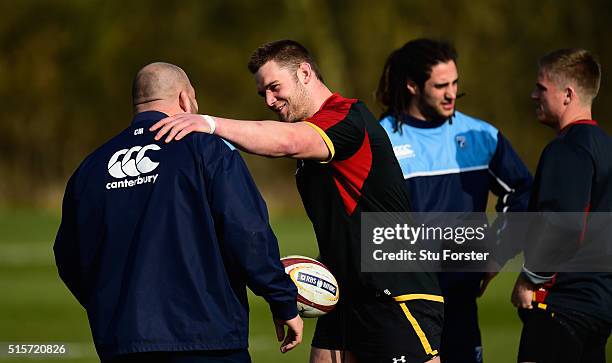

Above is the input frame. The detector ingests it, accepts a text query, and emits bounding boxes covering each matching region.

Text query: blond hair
[539,48,601,104]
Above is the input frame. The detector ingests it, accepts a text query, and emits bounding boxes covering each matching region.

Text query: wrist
[201,115,216,134]
[521,264,552,285]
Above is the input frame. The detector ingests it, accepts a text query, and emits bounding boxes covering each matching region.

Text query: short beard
[282,81,312,122]
[417,94,450,122]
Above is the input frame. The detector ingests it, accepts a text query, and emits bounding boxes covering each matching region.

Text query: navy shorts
[439,293,482,363]
[437,272,484,363]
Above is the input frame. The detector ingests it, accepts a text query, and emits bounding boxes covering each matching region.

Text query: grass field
[0,209,610,362]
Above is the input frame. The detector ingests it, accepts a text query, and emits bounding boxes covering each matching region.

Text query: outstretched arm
[150,113,330,160]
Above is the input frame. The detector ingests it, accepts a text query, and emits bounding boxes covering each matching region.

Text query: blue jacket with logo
[54,111,297,359]
[380,111,533,292]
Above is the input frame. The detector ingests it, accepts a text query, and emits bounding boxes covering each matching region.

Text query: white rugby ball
[281,255,340,318]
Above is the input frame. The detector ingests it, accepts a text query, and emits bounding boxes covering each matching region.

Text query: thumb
[280,323,301,353]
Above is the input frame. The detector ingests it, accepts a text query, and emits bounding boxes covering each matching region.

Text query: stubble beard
[418,94,452,122]
[281,81,313,123]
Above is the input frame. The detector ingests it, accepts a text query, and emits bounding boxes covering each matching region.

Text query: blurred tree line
[1,0,611,212]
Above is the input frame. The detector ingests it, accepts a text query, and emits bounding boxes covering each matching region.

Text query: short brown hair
[247,39,324,83]
[539,48,601,103]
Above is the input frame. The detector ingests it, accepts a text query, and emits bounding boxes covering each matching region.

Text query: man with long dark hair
[376,39,532,363]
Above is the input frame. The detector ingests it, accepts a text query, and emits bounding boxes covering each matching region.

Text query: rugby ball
[281,255,340,318]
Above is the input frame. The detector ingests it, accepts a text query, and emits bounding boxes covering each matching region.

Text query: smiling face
[531,68,567,126]
[411,60,458,121]
[254,60,313,122]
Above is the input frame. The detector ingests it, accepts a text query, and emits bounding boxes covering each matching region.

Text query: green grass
[0,210,610,362]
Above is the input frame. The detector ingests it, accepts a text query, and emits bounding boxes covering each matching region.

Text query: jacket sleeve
[522,141,593,283]
[53,172,86,307]
[488,132,533,213]
[488,132,534,265]
[203,138,298,320]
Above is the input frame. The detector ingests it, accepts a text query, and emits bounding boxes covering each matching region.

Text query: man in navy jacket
[54,62,302,362]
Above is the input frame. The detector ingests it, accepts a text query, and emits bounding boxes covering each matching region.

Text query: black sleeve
[324,113,365,161]
[488,132,533,213]
[307,106,365,161]
[524,141,593,278]
[487,132,534,266]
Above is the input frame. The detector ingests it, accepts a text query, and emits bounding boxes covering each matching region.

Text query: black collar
[400,114,450,129]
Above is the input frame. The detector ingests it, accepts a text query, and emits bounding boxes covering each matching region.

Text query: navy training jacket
[54,111,297,359]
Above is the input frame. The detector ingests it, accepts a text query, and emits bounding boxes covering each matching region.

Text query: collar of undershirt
[400,113,450,129]
[559,119,598,134]
[316,92,341,113]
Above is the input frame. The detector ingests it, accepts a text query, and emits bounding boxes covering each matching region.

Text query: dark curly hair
[376,38,457,132]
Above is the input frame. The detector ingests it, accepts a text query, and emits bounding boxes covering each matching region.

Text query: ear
[178,90,189,112]
[563,86,575,106]
[297,62,313,85]
[406,80,419,96]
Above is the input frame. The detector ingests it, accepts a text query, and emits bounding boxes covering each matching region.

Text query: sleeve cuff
[303,122,335,163]
[521,264,554,285]
[269,301,298,321]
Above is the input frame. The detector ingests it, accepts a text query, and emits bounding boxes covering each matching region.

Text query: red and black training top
[296,93,440,298]
[527,120,612,323]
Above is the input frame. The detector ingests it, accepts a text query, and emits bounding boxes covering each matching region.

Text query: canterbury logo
[393,144,415,159]
[392,357,406,363]
[108,144,161,178]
